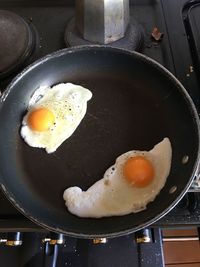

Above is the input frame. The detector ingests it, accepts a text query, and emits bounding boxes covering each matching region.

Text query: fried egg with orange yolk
[21,83,92,153]
[63,138,172,218]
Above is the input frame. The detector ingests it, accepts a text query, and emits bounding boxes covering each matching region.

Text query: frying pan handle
[43,242,59,267]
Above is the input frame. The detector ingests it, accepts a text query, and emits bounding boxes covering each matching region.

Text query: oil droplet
[182,155,189,164]
[169,186,177,194]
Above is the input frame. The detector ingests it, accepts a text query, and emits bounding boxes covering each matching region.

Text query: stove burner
[0,10,36,78]
[64,17,144,51]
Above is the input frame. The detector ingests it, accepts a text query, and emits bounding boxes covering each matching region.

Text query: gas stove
[0,0,200,266]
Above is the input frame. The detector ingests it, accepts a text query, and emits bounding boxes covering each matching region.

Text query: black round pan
[0,46,199,238]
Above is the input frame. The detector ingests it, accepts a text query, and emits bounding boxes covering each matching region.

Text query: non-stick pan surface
[0,46,199,238]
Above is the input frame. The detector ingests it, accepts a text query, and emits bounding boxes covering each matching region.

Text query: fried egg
[21,83,92,153]
[63,138,172,218]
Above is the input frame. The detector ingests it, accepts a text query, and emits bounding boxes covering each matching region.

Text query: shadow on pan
[0,46,199,238]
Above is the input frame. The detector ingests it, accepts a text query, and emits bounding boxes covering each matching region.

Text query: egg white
[63,138,172,218]
[21,83,92,153]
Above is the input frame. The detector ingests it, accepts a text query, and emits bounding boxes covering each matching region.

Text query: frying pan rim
[0,45,200,238]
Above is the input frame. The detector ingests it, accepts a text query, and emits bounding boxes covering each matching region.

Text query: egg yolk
[27,107,55,132]
[123,156,154,187]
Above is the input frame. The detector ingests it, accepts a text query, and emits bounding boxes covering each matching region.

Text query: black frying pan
[0,46,199,238]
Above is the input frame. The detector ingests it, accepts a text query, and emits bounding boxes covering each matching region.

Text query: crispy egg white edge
[20,83,92,153]
[63,138,172,218]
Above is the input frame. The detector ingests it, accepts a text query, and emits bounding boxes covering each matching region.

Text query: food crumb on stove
[151,27,164,41]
